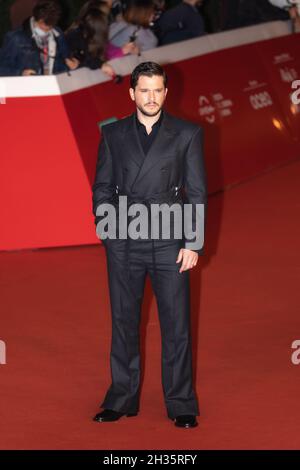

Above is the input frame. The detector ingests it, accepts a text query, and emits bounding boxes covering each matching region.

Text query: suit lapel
[121,113,145,169]
[122,110,177,191]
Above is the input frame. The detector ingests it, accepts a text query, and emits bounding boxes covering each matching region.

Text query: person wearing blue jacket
[0,0,79,77]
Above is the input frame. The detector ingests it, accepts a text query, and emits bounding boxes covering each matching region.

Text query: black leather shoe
[93,409,138,422]
[174,415,198,428]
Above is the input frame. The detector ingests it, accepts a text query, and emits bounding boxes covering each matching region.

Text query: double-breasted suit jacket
[92,110,207,252]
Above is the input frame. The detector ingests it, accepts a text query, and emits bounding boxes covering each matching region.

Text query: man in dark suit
[92,61,207,428]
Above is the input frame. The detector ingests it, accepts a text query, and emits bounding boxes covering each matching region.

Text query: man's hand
[122,41,140,56]
[289,5,298,19]
[65,57,80,70]
[176,248,198,273]
[101,62,115,78]
[289,5,300,31]
[22,69,37,76]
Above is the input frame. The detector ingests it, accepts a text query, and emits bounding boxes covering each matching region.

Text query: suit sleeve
[92,128,115,226]
[183,127,207,255]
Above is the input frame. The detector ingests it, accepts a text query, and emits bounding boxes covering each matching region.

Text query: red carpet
[1,159,300,449]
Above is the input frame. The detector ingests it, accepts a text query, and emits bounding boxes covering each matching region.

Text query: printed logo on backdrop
[198,93,233,123]
[243,80,273,110]
[0,79,6,105]
[280,66,297,84]
[291,80,300,105]
[291,340,300,365]
[271,52,300,109]
[0,340,6,364]
[273,52,294,66]
[273,52,298,84]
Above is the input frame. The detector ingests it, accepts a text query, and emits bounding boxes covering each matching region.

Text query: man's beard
[136,102,163,117]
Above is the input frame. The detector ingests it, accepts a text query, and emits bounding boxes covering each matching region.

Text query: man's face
[35,19,53,33]
[129,75,168,117]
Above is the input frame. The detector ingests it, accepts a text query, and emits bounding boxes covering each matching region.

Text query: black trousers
[100,238,199,419]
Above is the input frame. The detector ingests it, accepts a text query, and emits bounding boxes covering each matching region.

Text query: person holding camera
[109,0,158,53]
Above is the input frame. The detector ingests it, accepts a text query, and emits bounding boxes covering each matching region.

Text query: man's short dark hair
[33,0,62,26]
[130,62,168,89]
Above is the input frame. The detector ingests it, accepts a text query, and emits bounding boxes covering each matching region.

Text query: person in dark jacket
[155,0,205,46]
[220,0,289,30]
[0,0,79,77]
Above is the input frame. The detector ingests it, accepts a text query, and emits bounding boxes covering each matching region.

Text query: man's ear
[129,88,135,101]
[165,87,168,98]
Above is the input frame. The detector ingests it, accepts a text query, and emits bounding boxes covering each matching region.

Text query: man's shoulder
[101,114,132,136]
[166,112,202,135]
[3,17,35,47]
[3,26,29,45]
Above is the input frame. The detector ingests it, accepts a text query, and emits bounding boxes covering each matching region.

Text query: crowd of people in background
[0,0,298,77]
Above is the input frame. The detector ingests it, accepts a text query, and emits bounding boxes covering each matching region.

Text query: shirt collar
[135,109,164,131]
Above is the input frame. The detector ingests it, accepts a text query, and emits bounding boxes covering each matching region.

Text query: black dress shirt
[135,110,164,157]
